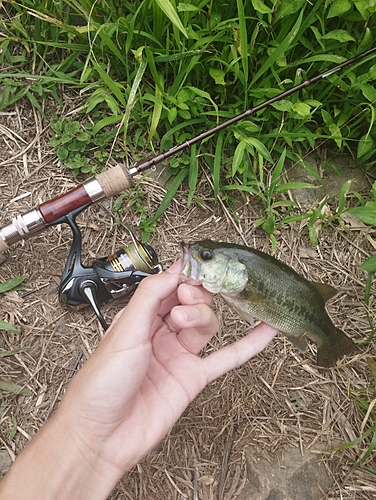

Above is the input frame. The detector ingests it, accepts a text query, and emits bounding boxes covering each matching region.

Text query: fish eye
[200,249,213,261]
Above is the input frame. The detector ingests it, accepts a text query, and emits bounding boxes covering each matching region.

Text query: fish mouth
[179,242,201,285]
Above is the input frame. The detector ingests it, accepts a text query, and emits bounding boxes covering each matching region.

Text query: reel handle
[80,281,109,331]
[53,205,162,329]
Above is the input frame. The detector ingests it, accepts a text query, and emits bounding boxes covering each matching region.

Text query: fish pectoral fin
[286,332,309,353]
[222,294,255,328]
[310,281,338,302]
[235,307,255,328]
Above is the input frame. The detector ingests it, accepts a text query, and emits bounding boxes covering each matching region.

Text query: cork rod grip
[96,164,133,198]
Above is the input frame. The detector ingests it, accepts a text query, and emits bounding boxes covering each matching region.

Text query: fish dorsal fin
[310,281,338,302]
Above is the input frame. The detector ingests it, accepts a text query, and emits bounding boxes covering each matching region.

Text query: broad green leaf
[105,95,121,116]
[251,0,273,14]
[167,107,177,124]
[262,214,275,235]
[348,202,376,226]
[86,94,105,113]
[92,115,123,135]
[177,3,200,12]
[160,118,203,150]
[154,0,188,38]
[271,100,293,112]
[322,30,355,42]
[0,321,19,334]
[209,67,226,86]
[292,102,311,116]
[327,0,351,18]
[329,123,342,148]
[360,83,376,102]
[321,109,333,126]
[360,256,376,272]
[64,121,80,134]
[338,180,352,213]
[186,86,218,116]
[304,99,322,108]
[275,0,306,20]
[354,1,369,20]
[0,276,26,293]
[0,379,31,396]
[232,141,246,176]
[91,62,127,107]
[357,134,375,159]
[282,213,311,224]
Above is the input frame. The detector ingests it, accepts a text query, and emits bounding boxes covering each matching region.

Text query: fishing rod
[1,46,376,254]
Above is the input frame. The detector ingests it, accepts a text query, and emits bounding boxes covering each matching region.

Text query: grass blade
[236,0,248,105]
[250,8,304,85]
[154,0,188,38]
[0,321,20,335]
[213,130,224,198]
[0,276,26,293]
[123,55,147,144]
[0,379,31,396]
[187,144,198,205]
[148,167,189,223]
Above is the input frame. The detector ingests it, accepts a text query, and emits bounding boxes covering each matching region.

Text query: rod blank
[1,46,375,251]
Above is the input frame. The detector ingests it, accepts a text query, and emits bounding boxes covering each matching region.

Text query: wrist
[0,409,123,500]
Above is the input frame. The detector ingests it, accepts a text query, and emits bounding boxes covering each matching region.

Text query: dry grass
[0,102,375,499]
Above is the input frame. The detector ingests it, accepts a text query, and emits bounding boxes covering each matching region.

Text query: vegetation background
[1,0,376,494]
[1,0,376,239]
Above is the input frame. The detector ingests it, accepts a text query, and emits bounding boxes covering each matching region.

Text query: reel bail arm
[50,206,162,330]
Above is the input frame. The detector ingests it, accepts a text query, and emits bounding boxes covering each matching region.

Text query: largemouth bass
[180,240,358,368]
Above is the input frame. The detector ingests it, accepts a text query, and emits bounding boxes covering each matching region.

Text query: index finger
[107,268,180,347]
[203,323,279,382]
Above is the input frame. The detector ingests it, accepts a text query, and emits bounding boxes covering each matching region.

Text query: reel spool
[53,206,162,330]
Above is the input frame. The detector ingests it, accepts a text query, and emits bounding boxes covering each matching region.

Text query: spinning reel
[49,205,162,330]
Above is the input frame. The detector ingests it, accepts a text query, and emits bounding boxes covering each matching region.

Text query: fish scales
[232,248,333,334]
[180,240,359,368]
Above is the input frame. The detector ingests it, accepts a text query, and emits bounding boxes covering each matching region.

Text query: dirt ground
[0,102,376,499]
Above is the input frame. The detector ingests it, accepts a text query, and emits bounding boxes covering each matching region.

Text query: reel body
[53,206,162,330]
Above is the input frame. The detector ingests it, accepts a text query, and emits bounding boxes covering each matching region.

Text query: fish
[180,239,359,368]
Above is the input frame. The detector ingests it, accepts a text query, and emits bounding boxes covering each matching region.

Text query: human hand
[0,261,278,500]
[58,260,278,477]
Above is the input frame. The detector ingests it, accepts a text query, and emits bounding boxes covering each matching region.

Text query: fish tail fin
[317,329,359,368]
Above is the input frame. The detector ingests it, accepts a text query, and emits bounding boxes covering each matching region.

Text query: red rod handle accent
[39,185,91,223]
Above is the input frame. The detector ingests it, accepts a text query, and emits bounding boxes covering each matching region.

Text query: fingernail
[178,306,200,322]
[189,285,203,299]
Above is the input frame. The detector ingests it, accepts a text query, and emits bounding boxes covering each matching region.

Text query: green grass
[1,0,376,473]
[1,0,375,237]
[0,276,31,396]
